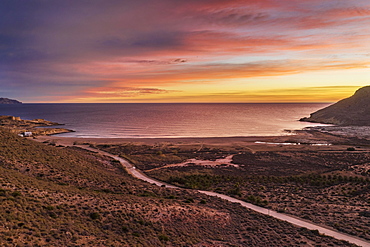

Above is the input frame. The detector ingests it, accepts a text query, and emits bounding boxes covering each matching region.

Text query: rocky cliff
[0,97,22,104]
[300,86,370,126]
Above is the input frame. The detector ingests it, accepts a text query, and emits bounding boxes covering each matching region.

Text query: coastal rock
[301,86,370,126]
[0,115,74,136]
[0,97,22,104]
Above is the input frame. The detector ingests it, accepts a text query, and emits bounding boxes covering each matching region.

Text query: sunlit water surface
[0,103,330,138]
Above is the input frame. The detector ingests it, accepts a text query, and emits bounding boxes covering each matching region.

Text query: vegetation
[95,143,232,170]
[153,167,370,241]
[0,115,73,136]
[0,130,355,246]
[98,142,370,241]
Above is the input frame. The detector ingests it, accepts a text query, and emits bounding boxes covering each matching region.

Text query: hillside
[0,98,22,104]
[0,130,353,246]
[301,86,370,125]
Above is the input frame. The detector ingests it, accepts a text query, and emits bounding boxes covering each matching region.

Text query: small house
[19,132,33,137]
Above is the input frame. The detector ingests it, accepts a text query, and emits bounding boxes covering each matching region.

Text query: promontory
[0,97,22,104]
[301,85,370,126]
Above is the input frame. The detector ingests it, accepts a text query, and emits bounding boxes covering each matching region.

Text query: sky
[1,0,370,103]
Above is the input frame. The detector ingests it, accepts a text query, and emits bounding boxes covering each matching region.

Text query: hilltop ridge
[301,86,370,125]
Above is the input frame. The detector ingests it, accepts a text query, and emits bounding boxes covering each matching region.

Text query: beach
[34,126,363,152]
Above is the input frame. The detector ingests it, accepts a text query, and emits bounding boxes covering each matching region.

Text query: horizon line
[17,101,334,104]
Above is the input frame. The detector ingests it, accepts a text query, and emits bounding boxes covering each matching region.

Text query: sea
[0,103,331,138]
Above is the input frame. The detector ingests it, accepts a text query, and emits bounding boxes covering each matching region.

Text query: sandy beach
[34,127,363,152]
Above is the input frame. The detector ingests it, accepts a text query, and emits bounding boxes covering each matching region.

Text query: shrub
[45,205,54,210]
[184,198,194,203]
[310,229,320,236]
[89,212,100,220]
[158,234,169,242]
[0,189,7,196]
[11,191,21,197]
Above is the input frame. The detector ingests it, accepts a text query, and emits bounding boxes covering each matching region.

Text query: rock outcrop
[0,97,22,104]
[300,86,370,126]
[0,115,74,136]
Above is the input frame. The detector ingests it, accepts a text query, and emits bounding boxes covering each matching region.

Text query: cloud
[188,8,269,27]
[127,58,188,65]
[85,86,179,98]
[108,59,369,87]
[149,85,360,103]
[1,0,370,102]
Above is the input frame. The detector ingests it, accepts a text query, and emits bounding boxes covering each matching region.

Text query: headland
[0,115,74,136]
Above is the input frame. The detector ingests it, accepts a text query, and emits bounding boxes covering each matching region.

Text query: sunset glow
[1,0,370,103]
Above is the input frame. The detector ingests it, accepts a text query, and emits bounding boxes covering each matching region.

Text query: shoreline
[33,121,370,146]
[34,133,304,145]
[0,115,74,136]
[34,127,359,153]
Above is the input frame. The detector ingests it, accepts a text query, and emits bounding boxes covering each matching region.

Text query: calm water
[0,103,330,138]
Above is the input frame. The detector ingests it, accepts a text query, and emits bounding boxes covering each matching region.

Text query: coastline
[0,102,330,139]
[0,115,74,136]
[34,127,360,152]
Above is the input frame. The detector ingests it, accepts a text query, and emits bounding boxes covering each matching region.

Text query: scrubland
[97,132,370,243]
[0,129,357,246]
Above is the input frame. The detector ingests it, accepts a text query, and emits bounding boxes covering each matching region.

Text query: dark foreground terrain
[0,129,357,246]
[97,131,370,243]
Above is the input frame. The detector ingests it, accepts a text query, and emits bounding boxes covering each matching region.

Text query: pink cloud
[3,0,370,102]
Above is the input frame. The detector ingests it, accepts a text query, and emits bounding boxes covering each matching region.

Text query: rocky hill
[301,85,370,125]
[0,97,22,104]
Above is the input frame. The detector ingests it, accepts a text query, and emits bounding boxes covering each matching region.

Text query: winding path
[78,145,370,247]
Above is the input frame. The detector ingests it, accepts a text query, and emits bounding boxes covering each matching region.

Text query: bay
[0,103,330,138]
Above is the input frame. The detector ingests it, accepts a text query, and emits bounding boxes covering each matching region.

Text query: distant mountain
[300,86,370,126]
[0,97,22,104]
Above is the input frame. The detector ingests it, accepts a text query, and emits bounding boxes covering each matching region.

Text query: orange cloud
[99,59,369,88]
[116,86,359,103]
[85,86,179,98]
[3,0,370,102]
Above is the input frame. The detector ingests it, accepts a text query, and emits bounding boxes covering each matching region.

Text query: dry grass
[0,130,357,246]
[98,141,370,242]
